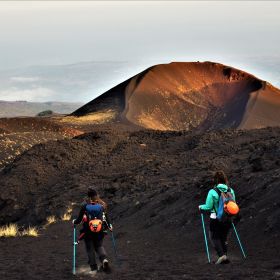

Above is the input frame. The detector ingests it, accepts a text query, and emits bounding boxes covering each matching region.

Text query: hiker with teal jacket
[199,171,236,264]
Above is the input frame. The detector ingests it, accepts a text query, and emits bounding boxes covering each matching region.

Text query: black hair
[87,187,97,198]
[213,170,229,186]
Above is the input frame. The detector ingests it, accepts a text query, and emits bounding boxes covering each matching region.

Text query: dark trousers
[84,233,107,270]
[209,218,231,257]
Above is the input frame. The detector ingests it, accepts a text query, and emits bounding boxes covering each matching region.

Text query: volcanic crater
[0,61,280,280]
[73,62,280,131]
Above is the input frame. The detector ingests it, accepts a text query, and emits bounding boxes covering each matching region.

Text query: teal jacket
[199,184,235,213]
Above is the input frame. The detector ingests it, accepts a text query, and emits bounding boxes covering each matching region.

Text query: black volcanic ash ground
[0,126,280,279]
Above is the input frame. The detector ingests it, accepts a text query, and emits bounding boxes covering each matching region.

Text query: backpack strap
[84,204,91,220]
[213,187,221,196]
[214,186,231,195]
[213,187,222,214]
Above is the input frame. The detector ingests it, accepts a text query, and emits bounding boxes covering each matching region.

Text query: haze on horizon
[0,1,279,103]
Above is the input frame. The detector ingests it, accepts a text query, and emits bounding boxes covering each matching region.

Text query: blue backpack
[214,187,239,222]
[85,203,104,232]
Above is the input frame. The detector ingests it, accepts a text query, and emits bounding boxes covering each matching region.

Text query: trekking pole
[103,213,120,266]
[110,230,120,266]
[200,213,211,263]
[232,222,246,259]
[73,224,77,275]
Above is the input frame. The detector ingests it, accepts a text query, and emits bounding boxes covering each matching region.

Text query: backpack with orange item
[214,187,239,222]
[84,203,105,233]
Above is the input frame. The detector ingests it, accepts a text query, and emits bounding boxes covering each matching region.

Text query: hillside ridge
[72,62,280,131]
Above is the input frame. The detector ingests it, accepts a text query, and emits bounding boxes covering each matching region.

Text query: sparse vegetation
[60,110,116,124]
[21,226,39,237]
[61,207,72,221]
[0,224,19,237]
[0,224,39,238]
[46,215,56,225]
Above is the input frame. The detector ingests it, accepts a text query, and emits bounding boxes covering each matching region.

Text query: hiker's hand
[72,219,76,225]
[198,206,201,212]
[109,224,113,232]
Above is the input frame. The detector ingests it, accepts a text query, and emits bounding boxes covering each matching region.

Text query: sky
[0,1,279,102]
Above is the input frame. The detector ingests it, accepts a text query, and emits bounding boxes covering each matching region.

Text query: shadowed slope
[240,83,280,129]
[72,62,280,131]
[0,127,280,279]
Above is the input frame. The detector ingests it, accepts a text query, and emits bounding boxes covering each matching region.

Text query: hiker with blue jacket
[199,171,236,264]
[73,187,113,274]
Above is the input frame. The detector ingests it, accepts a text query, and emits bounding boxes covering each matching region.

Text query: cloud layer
[0,87,55,102]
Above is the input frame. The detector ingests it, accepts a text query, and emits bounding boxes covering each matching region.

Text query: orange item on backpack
[224,201,239,215]
[89,219,103,233]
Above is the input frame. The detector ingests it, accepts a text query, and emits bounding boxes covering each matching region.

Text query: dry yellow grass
[0,224,19,237]
[59,110,116,124]
[21,226,39,237]
[61,213,72,221]
[61,207,72,221]
[46,215,56,225]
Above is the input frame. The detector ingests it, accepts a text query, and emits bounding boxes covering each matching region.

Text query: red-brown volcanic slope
[73,62,280,131]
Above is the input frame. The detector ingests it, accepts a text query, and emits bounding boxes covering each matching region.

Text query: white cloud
[0,87,56,102]
[10,76,41,83]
